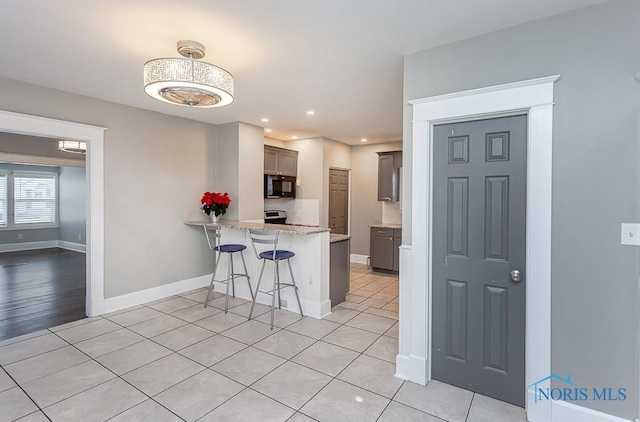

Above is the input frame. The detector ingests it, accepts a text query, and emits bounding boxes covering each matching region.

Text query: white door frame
[397,75,559,422]
[0,110,107,317]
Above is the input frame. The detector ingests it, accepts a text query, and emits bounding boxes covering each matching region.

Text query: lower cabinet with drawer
[370,227,401,272]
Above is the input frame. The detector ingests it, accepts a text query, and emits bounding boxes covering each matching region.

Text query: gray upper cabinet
[277,150,298,176]
[264,146,298,176]
[264,148,278,175]
[377,151,401,202]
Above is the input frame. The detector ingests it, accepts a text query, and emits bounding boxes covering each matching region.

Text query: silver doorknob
[510,270,522,282]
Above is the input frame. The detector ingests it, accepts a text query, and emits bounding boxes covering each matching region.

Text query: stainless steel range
[264,210,287,225]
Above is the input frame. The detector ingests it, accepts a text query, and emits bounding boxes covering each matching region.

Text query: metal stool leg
[276,261,282,310]
[269,260,277,329]
[224,255,231,313]
[240,251,254,301]
[230,253,236,298]
[248,260,266,320]
[288,259,304,317]
[204,251,222,308]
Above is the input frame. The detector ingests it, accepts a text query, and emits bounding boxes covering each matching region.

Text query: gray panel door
[432,115,527,407]
[329,169,349,234]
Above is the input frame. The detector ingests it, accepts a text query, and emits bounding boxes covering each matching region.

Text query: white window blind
[0,174,6,227]
[14,174,56,225]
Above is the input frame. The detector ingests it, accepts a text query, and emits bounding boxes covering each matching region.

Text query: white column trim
[402,75,560,421]
[0,110,106,316]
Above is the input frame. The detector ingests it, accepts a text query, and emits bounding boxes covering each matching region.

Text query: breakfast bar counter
[185,220,332,318]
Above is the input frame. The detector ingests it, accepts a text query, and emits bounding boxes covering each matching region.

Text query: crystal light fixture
[144,40,234,108]
[58,140,87,154]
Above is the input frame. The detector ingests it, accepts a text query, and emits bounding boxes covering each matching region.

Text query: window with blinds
[13,173,56,225]
[0,173,6,227]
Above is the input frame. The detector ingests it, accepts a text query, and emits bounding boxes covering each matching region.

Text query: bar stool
[247,229,303,329]
[202,224,254,313]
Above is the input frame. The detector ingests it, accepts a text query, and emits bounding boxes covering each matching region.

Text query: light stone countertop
[184,220,331,235]
[370,223,402,230]
[330,234,352,243]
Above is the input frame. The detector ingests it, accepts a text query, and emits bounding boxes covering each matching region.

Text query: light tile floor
[0,263,526,422]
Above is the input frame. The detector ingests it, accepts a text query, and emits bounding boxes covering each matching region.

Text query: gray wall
[351,142,402,255]
[214,123,240,221]
[403,1,639,418]
[0,77,218,299]
[0,163,60,244]
[214,122,264,222]
[0,132,85,162]
[237,123,265,221]
[59,166,85,244]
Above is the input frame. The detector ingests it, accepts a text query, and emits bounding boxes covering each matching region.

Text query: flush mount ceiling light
[58,140,86,154]
[144,40,234,108]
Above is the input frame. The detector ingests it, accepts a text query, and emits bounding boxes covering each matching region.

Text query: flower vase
[210,213,219,224]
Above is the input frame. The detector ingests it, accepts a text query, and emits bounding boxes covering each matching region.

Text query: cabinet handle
[381,197,391,201]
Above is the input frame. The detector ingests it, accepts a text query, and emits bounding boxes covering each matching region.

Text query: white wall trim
[405,75,560,422]
[350,253,368,265]
[0,152,85,168]
[0,240,58,253]
[57,241,86,253]
[551,400,634,422]
[104,274,211,314]
[0,110,106,317]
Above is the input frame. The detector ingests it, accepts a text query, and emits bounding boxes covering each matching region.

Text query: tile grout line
[0,364,53,421]
[465,392,476,422]
[48,321,189,422]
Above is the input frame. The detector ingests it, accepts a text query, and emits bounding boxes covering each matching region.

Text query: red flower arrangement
[201,192,231,217]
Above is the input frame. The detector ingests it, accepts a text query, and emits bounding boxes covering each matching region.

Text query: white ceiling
[0,0,603,145]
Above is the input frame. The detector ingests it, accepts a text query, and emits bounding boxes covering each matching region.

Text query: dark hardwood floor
[0,248,86,341]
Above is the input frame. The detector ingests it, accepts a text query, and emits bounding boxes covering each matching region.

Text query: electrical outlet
[621,223,640,246]
[78,235,82,241]
[17,233,23,240]
[280,299,288,308]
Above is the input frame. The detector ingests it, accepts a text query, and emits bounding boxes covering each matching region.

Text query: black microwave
[264,174,296,199]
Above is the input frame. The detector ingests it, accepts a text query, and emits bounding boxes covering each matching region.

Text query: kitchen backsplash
[264,198,320,226]
[382,201,402,224]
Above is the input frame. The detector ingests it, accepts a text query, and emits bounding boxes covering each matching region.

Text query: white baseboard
[0,240,58,252]
[551,400,634,422]
[103,274,212,314]
[350,254,368,265]
[395,354,410,381]
[57,241,86,253]
[0,240,87,253]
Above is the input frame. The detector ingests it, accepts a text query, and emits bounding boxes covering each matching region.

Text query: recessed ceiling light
[292,135,298,139]
[261,118,269,122]
[265,128,272,133]
[306,110,315,115]
[361,138,367,142]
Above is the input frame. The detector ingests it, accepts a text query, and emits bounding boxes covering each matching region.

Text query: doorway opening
[0,139,87,340]
[0,110,106,338]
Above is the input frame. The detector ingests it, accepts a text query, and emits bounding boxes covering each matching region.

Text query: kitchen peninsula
[185,220,333,318]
